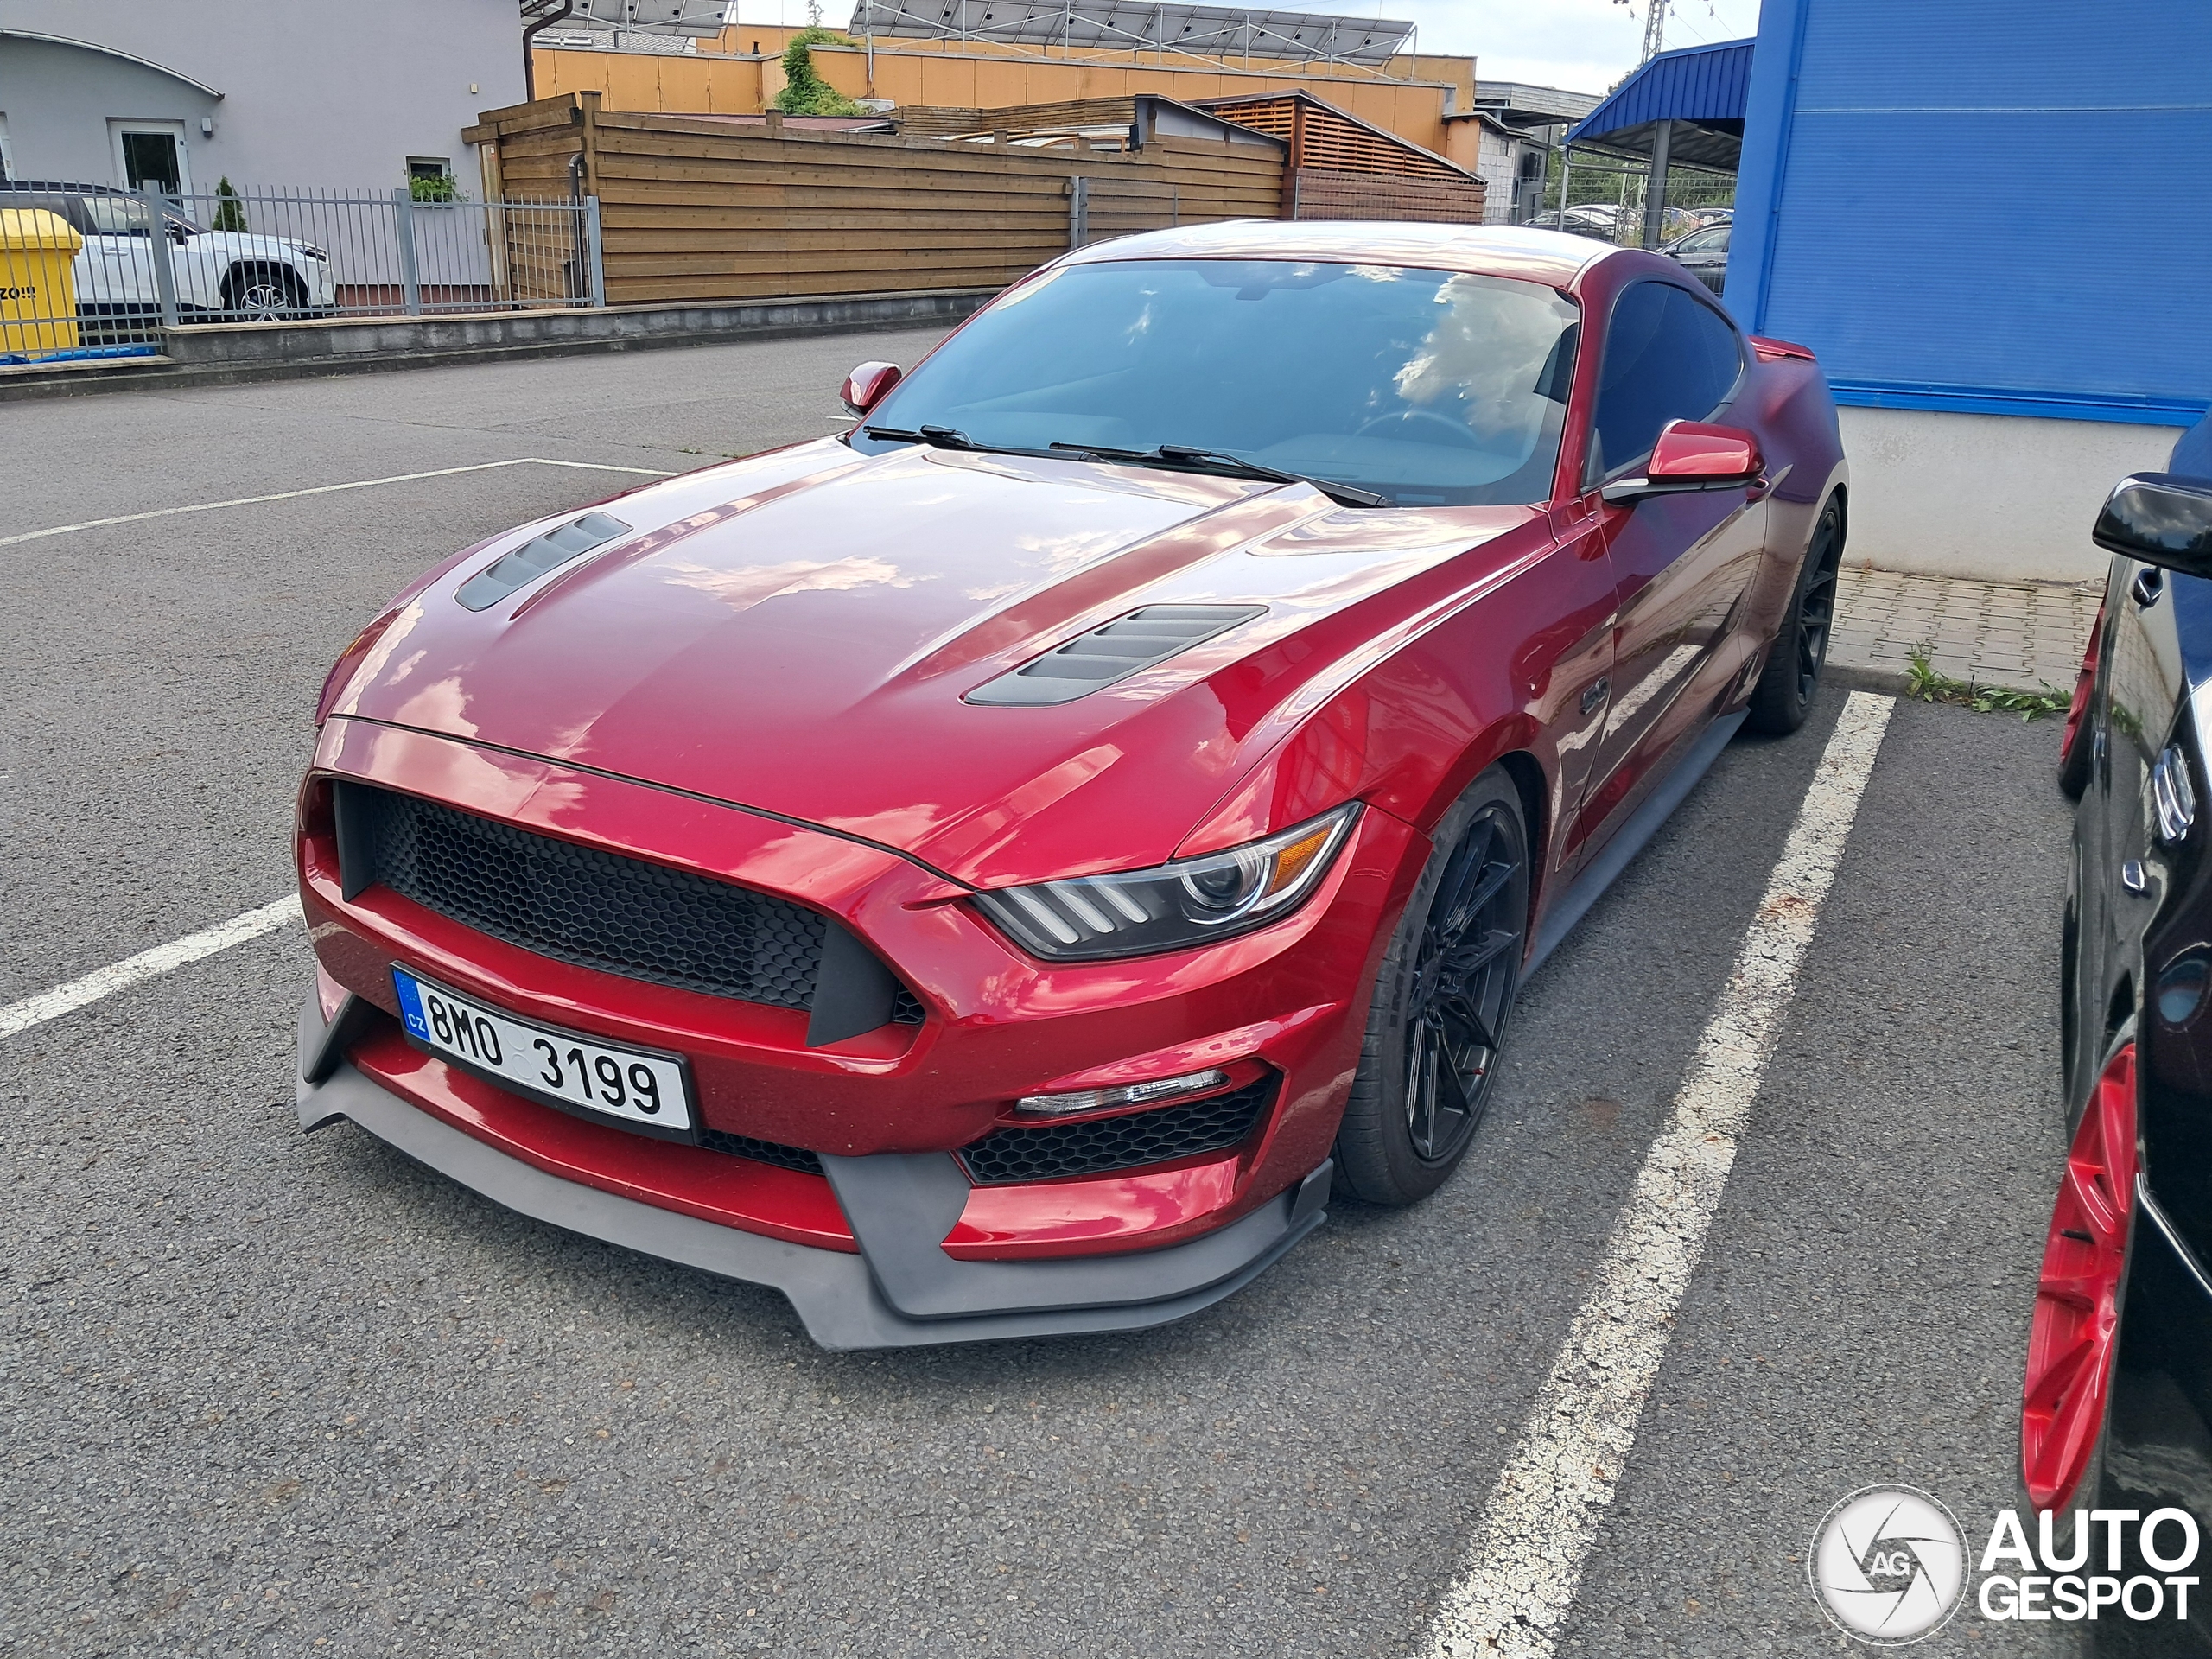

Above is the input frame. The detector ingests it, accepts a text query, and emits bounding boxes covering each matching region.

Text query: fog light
[1014,1067,1230,1118]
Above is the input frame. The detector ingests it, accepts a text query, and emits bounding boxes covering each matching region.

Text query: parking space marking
[0,458,680,551]
[0,897,302,1039]
[1422,692,1896,1659]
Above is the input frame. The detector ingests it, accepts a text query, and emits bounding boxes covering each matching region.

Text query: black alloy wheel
[1746,497,1845,734]
[1335,769,1529,1205]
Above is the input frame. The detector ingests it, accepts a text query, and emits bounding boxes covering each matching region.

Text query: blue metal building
[1728,0,2212,428]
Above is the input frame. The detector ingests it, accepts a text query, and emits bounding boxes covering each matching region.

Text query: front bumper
[298,992,1331,1349]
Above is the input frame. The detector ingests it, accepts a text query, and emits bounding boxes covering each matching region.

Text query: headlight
[974,803,1360,962]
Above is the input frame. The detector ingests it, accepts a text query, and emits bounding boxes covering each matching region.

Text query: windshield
[850,258,1580,507]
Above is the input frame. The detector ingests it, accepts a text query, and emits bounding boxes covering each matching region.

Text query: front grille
[698,1128,823,1174]
[957,1077,1276,1185]
[338,784,922,1026]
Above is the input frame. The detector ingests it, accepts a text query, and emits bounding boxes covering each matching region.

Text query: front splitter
[295,991,1328,1350]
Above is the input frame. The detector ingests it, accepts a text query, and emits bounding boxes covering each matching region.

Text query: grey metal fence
[1069,176,1183,249]
[0,183,604,364]
[1523,149,1736,294]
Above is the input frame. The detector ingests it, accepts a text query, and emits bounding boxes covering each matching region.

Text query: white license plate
[391,969,695,1137]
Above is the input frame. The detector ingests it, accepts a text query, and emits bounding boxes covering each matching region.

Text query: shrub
[212,177,247,232]
[771,28,865,117]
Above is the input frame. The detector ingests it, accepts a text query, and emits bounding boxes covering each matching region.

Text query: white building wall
[1474,124,1518,224]
[0,2,524,190]
[1836,406,2186,584]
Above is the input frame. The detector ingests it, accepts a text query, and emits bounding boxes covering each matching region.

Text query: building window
[0,113,13,181]
[406,156,461,203]
[109,119,192,196]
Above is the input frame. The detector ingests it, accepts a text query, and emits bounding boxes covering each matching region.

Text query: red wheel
[2021,1035,2138,1512]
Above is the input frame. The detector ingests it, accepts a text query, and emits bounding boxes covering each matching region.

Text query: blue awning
[1566,38,1754,171]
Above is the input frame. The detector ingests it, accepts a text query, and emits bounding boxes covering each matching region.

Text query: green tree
[771,28,865,117]
[212,176,247,232]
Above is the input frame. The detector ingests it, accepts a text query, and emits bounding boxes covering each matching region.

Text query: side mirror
[1601,420,1763,504]
[168,224,190,245]
[2094,473,2212,575]
[840,360,901,417]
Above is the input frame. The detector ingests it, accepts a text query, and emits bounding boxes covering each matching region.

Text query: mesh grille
[698,1128,823,1174]
[362,788,827,1008]
[957,1076,1275,1185]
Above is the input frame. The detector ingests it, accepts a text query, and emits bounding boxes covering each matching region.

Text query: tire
[221,264,306,322]
[1745,496,1845,735]
[1334,768,1529,1205]
[2056,613,2103,800]
[2061,841,2088,1128]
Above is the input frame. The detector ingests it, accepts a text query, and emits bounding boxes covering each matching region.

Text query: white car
[0,181,335,324]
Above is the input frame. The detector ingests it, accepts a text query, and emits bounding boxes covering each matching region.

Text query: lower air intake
[698,1128,823,1175]
[957,1076,1275,1185]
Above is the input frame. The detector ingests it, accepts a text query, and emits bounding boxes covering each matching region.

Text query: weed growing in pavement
[1904,646,2071,720]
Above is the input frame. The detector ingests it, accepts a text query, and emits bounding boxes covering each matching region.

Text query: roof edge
[0,29,225,99]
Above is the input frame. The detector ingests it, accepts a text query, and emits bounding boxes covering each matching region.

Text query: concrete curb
[0,288,998,401]
[1825,663,1914,698]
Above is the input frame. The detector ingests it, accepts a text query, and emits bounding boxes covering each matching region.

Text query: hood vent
[457,512,631,612]
[964,604,1267,707]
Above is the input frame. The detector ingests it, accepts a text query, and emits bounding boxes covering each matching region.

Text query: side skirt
[1524,709,1748,977]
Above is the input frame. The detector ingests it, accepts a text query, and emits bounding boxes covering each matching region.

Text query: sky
[728,0,1766,98]
[1395,0,1762,93]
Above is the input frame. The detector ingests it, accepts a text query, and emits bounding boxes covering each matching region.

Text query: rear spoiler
[1749,334,1816,364]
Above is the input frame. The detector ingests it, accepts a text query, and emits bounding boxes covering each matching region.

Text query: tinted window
[854,259,1582,507]
[1590,282,1743,479]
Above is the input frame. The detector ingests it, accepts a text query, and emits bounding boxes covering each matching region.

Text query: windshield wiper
[861,423,983,450]
[1049,441,1388,508]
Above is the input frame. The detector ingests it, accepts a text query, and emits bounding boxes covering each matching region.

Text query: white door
[109,120,193,198]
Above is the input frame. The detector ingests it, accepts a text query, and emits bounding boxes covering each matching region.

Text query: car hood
[329,440,1542,887]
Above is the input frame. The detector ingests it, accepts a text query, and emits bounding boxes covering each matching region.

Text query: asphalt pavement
[1,337,2088,1656]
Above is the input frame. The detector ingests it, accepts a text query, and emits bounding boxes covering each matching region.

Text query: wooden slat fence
[467,93,1284,306]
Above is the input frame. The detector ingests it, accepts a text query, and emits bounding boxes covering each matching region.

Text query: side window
[1588,282,1745,480]
[79,194,151,236]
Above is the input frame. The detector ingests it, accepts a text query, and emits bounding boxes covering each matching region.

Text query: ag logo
[1809,1485,1969,1644]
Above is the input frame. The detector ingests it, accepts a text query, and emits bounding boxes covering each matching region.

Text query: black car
[2041,411,2212,1649]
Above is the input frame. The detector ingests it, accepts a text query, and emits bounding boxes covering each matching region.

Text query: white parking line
[0,457,679,550]
[1422,691,1896,1659]
[0,897,302,1039]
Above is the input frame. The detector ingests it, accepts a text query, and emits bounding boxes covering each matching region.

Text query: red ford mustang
[294,222,1847,1347]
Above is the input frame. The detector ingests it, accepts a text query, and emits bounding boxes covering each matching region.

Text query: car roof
[1058,219,1613,287]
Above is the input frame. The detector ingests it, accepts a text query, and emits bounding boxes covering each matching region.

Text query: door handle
[2133,567,2165,607]
[1580,677,1609,715]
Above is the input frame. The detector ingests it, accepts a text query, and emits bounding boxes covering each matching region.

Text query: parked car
[1663,221,1731,295]
[2041,413,2212,1639]
[1527,204,1622,240]
[295,221,1849,1349]
[0,181,334,327]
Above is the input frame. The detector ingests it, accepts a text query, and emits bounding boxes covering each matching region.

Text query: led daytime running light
[974,802,1361,963]
[1015,1067,1230,1118]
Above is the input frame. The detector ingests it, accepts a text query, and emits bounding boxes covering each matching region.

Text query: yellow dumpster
[0,208,83,356]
